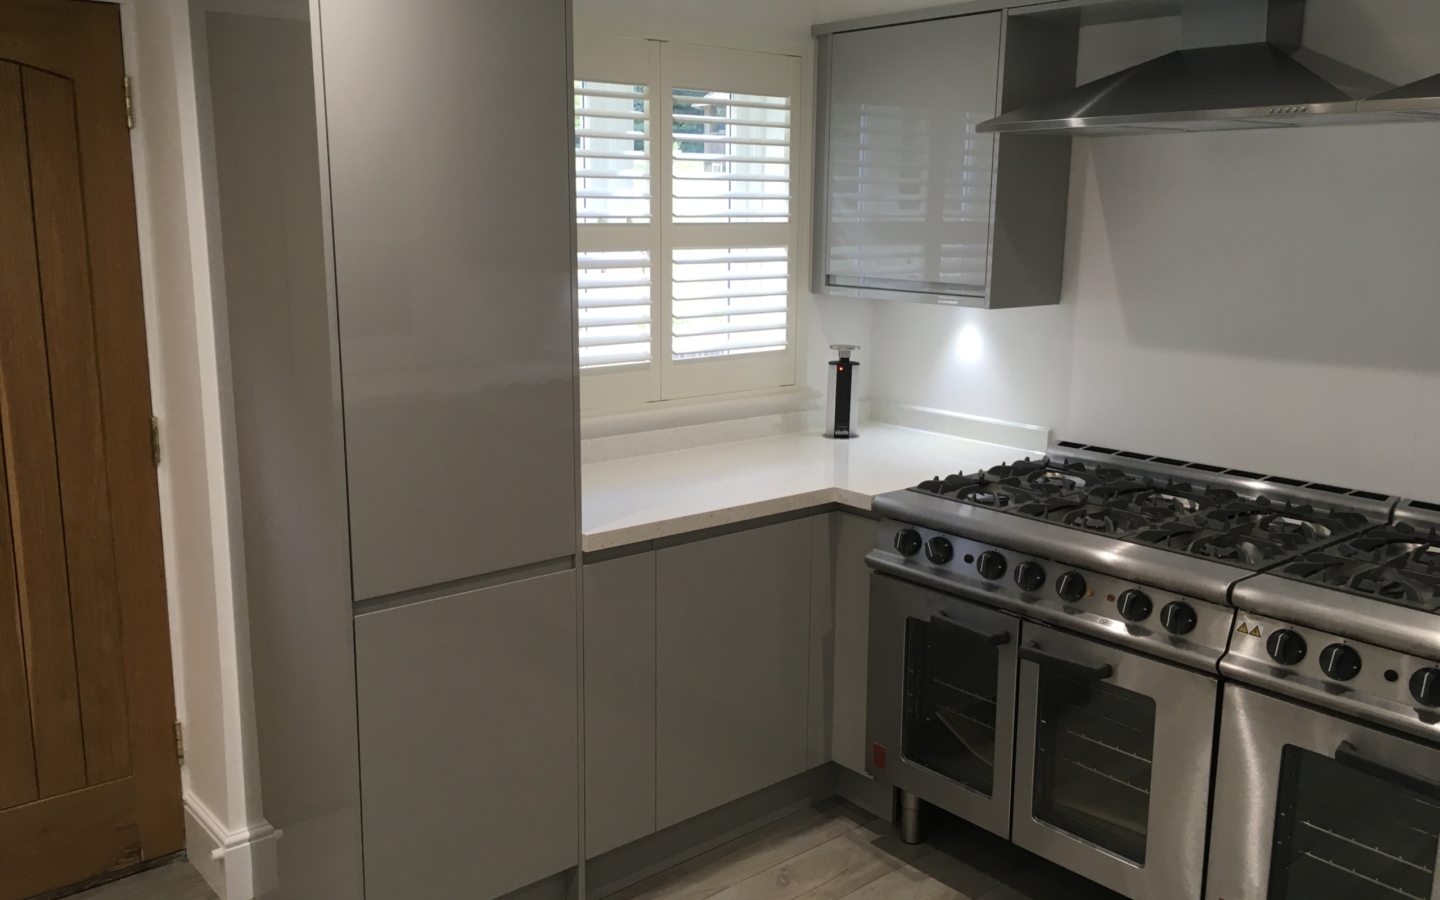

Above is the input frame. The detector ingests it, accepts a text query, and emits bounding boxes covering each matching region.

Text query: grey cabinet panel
[320,0,578,600]
[807,516,835,770]
[832,514,879,774]
[355,571,579,900]
[824,14,1003,299]
[817,12,1074,309]
[655,520,812,829]
[583,553,657,857]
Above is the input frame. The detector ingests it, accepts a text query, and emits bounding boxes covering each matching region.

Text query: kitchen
[2,1,1439,900]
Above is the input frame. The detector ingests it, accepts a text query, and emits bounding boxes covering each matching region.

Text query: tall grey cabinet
[323,0,578,602]
[319,1,580,899]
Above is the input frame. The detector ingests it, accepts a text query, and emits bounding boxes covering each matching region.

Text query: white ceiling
[573,0,981,42]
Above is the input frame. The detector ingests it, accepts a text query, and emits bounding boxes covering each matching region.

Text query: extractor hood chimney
[975,0,1437,135]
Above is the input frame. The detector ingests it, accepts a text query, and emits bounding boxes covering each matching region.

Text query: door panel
[0,2,183,897]
[0,431,38,811]
[355,571,579,900]
[866,573,1019,839]
[655,519,813,828]
[583,552,658,857]
[321,0,578,600]
[0,58,89,802]
[25,64,132,787]
[1013,622,1216,900]
[1207,684,1440,900]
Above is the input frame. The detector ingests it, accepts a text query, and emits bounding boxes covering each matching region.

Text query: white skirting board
[184,794,282,900]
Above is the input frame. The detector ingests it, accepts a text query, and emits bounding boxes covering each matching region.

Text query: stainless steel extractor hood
[977,0,1437,135]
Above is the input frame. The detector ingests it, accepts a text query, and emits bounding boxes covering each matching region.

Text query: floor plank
[614,801,873,900]
[59,860,214,900]
[609,799,1126,900]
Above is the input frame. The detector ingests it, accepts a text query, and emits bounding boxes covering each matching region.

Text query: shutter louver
[672,247,788,359]
[671,90,790,223]
[579,251,651,368]
[575,80,651,223]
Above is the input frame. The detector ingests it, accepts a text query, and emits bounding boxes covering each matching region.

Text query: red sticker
[872,743,887,769]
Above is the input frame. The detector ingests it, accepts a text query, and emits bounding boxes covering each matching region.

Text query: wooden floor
[63,800,1120,900]
[57,860,215,900]
[609,800,1124,900]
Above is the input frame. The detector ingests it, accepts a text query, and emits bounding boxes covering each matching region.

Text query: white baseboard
[184,793,282,900]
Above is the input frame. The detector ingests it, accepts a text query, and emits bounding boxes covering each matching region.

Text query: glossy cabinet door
[583,553,658,857]
[655,520,814,828]
[354,571,579,900]
[832,514,879,774]
[824,13,1003,301]
[320,0,578,600]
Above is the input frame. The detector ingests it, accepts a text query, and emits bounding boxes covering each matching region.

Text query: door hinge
[124,76,134,129]
[150,416,160,466]
[175,721,185,761]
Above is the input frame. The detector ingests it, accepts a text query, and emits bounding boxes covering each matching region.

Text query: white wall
[863,0,1440,502]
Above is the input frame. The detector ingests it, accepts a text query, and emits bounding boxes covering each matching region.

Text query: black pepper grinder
[824,345,859,439]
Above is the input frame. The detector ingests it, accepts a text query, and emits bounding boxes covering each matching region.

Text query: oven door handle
[1018,642,1114,681]
[1335,742,1440,802]
[930,613,1011,646]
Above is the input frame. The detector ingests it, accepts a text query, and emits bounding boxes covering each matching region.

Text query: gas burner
[1189,531,1292,566]
[1060,506,1152,535]
[1276,522,1440,610]
[953,484,1030,509]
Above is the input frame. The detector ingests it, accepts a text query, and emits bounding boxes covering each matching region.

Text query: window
[574,35,803,410]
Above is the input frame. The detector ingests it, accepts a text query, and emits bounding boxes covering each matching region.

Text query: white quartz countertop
[582,424,1027,552]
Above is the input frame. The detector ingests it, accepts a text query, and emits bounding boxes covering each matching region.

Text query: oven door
[1011,621,1217,900]
[866,572,1020,838]
[1206,684,1440,900]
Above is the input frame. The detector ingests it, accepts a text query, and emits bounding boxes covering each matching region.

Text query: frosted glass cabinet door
[826,13,1003,299]
[321,0,578,600]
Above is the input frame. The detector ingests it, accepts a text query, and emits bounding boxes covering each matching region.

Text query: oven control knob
[924,536,954,566]
[1410,668,1440,708]
[1266,629,1307,666]
[1116,589,1153,622]
[1055,571,1087,603]
[1014,561,1046,592]
[976,550,1008,581]
[894,529,923,557]
[1319,643,1362,682]
[1159,601,1198,636]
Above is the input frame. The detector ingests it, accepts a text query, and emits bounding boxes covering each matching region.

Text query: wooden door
[0,2,183,898]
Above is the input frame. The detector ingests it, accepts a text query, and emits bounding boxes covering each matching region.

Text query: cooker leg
[899,790,923,844]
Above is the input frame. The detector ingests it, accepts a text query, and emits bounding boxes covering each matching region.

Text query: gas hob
[911,456,1375,569]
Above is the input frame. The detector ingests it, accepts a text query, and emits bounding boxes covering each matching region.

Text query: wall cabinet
[815,10,1077,309]
[354,572,579,900]
[320,0,578,601]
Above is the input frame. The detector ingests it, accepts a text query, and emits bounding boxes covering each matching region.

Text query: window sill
[579,386,825,462]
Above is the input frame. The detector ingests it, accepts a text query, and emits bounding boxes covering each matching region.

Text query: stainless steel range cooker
[863,441,1438,900]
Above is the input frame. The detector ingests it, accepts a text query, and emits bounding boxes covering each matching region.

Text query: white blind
[578,251,651,368]
[671,247,788,359]
[671,89,790,223]
[575,80,651,223]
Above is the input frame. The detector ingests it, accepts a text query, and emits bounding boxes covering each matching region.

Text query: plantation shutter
[574,35,802,406]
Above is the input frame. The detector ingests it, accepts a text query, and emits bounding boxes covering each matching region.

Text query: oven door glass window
[1031,670,1156,865]
[901,617,999,796]
[1268,745,1440,900]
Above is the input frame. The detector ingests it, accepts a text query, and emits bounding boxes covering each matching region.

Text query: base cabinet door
[354,571,578,900]
[833,514,880,773]
[583,553,657,857]
[655,519,813,828]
